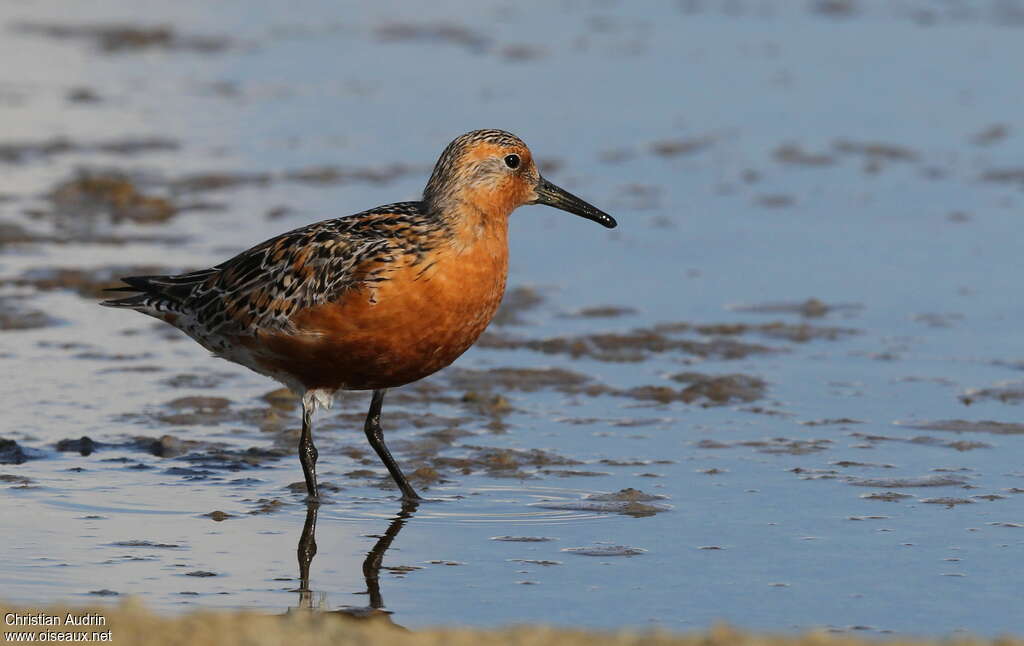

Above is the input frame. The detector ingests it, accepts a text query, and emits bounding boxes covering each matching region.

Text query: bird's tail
[100,270,215,312]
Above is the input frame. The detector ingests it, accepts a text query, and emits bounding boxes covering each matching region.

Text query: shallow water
[1,0,1023,636]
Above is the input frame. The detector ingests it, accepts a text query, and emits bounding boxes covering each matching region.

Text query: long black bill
[532,177,617,229]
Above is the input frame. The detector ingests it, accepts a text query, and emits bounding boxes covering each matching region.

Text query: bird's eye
[503,154,520,169]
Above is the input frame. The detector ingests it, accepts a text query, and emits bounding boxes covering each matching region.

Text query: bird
[102,129,617,503]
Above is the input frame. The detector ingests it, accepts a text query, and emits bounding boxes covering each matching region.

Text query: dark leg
[299,397,319,500]
[364,389,422,501]
[296,502,318,608]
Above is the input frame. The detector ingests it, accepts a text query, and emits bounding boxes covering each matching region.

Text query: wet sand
[2,601,1020,646]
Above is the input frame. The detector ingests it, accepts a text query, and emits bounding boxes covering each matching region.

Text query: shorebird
[102,129,616,502]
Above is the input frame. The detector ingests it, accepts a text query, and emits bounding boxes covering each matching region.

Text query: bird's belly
[242,242,508,391]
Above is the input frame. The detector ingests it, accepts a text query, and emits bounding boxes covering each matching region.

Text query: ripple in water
[529,488,672,517]
[320,485,622,526]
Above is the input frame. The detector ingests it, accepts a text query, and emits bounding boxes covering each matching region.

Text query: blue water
[1,0,1022,636]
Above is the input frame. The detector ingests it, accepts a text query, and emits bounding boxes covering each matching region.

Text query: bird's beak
[532,177,617,229]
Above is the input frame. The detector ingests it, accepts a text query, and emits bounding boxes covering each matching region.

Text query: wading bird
[103,129,616,502]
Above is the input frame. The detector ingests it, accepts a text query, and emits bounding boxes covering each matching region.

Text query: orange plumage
[103,129,616,502]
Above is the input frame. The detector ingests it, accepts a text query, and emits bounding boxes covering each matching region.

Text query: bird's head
[423,129,616,229]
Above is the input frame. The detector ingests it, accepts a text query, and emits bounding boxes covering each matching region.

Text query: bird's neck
[426,189,512,247]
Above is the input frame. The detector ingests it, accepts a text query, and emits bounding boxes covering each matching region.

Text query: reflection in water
[295,503,320,612]
[292,501,419,626]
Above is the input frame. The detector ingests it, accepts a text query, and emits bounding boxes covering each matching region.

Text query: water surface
[1,0,1023,636]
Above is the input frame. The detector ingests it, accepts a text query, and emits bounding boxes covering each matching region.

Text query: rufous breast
[245,223,509,391]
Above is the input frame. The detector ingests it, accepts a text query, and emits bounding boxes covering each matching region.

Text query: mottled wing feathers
[102,202,448,336]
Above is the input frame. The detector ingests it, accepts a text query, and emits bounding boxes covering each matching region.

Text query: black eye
[503,154,520,169]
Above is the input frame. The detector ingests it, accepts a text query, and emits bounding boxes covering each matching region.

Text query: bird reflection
[292,500,419,626]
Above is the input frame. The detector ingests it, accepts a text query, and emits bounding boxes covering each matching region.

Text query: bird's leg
[364,389,422,501]
[299,396,319,501]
